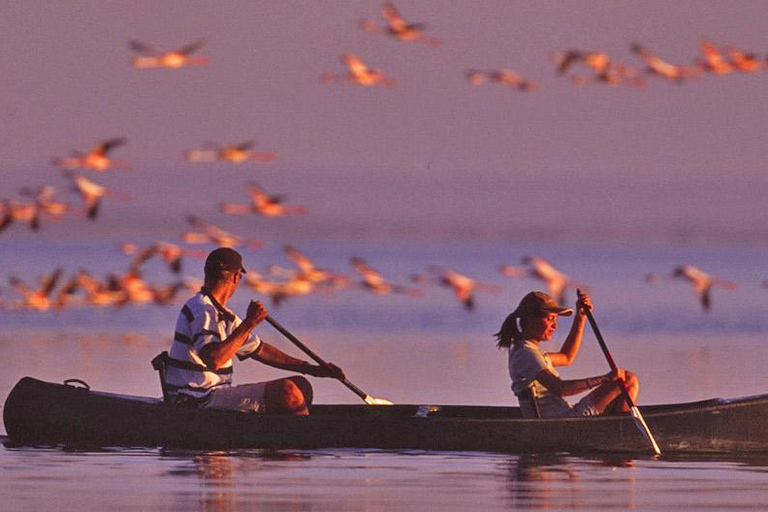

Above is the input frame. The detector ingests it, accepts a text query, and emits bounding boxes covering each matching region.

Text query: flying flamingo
[20,186,73,220]
[182,216,263,249]
[350,257,422,296]
[520,256,584,306]
[550,50,644,88]
[72,269,124,308]
[7,267,63,311]
[412,265,500,310]
[467,68,537,91]
[0,200,40,233]
[220,181,307,217]
[63,172,131,219]
[671,265,737,311]
[359,3,441,46]
[128,39,208,69]
[630,42,703,83]
[321,53,396,87]
[243,271,315,307]
[697,40,734,75]
[53,138,129,172]
[185,140,276,164]
[724,44,763,72]
[121,241,206,274]
[280,245,348,289]
[550,50,611,75]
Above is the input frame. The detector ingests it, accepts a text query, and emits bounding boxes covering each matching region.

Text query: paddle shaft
[577,290,662,456]
[264,315,371,403]
[581,306,636,407]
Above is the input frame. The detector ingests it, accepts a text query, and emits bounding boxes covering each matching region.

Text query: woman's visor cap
[517,291,573,316]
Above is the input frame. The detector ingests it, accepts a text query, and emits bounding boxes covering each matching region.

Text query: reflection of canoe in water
[5,376,768,454]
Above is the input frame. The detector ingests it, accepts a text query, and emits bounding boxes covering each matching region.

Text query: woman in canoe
[495,291,639,418]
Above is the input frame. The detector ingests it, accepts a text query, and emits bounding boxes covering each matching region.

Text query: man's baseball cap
[205,247,246,274]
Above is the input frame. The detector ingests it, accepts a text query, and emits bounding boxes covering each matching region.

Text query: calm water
[2,240,768,510]
[3,446,768,511]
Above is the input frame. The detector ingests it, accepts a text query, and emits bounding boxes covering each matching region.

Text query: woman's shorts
[568,394,600,417]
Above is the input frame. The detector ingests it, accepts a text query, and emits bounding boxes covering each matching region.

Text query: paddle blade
[630,406,662,456]
[364,395,394,406]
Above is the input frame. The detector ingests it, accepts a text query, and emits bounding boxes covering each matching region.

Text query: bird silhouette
[51,274,81,310]
[520,256,584,306]
[465,69,537,91]
[412,265,500,310]
[350,257,422,296]
[185,140,276,164]
[121,241,206,274]
[7,267,63,311]
[724,44,763,72]
[20,186,72,220]
[671,265,737,311]
[697,40,734,75]
[550,50,613,75]
[53,139,129,172]
[63,172,130,219]
[71,269,124,308]
[220,182,307,217]
[243,270,315,307]
[630,43,703,83]
[280,245,348,289]
[498,264,528,278]
[551,50,645,88]
[182,216,263,249]
[0,200,40,233]
[359,3,440,46]
[128,39,208,69]
[321,53,396,87]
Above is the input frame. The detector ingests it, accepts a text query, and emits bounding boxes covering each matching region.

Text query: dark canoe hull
[4,377,768,454]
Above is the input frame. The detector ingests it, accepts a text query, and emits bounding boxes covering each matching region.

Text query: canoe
[5,376,768,454]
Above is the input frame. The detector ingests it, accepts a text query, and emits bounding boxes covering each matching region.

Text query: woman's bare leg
[587,371,640,415]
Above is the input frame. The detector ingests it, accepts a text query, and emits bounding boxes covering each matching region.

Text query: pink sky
[0,1,766,244]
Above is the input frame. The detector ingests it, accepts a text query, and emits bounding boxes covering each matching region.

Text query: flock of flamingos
[0,3,760,314]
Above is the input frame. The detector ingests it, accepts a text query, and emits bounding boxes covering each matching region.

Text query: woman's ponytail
[494,310,524,348]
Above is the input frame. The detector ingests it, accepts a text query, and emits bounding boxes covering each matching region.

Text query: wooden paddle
[265,315,394,406]
[576,289,662,456]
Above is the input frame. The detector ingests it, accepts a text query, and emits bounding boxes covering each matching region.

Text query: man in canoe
[495,291,640,418]
[165,247,344,414]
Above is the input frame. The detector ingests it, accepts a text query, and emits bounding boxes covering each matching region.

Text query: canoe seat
[518,388,541,418]
[151,351,172,404]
